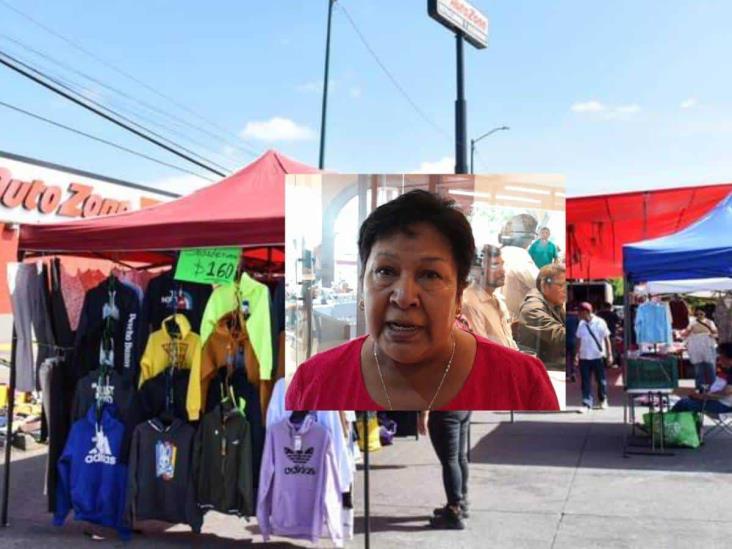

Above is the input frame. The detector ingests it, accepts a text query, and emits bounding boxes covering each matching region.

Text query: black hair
[718,342,732,360]
[357,189,475,290]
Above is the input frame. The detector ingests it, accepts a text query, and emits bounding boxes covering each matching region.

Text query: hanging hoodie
[257,415,343,547]
[141,270,212,345]
[136,367,192,423]
[125,417,202,532]
[74,276,141,384]
[54,404,131,540]
[200,311,260,412]
[193,402,254,517]
[200,272,272,380]
[139,314,202,420]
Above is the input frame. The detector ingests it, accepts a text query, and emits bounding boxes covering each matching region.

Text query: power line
[0,100,216,182]
[1,49,233,174]
[336,2,451,140]
[0,33,260,160]
[0,0,261,154]
[0,49,228,177]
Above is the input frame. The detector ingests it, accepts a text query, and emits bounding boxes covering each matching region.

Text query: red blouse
[285,334,560,411]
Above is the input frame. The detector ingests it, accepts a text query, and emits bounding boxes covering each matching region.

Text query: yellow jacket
[139,314,202,420]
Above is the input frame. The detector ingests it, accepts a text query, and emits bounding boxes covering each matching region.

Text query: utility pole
[318,0,336,169]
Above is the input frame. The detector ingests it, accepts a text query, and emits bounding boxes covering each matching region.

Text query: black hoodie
[125,418,202,532]
[193,402,254,517]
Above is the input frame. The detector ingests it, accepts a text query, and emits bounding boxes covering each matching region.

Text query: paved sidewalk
[1,370,731,547]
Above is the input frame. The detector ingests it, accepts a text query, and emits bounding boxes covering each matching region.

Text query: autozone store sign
[428,0,489,49]
[0,154,173,224]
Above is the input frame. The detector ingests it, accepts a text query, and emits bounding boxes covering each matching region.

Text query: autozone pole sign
[0,165,131,221]
[428,0,489,49]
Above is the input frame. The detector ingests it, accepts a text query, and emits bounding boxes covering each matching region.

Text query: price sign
[174,247,242,285]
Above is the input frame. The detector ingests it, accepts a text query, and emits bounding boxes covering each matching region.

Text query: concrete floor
[1,370,731,548]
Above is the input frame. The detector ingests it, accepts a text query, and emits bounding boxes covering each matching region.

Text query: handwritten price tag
[174,247,242,285]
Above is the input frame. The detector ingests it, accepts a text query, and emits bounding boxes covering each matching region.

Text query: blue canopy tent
[623,192,732,283]
[619,193,732,428]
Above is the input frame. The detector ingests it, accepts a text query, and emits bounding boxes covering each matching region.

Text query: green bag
[642,411,700,449]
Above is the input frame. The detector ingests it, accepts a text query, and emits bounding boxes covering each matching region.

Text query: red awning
[567,183,732,279]
[19,150,317,261]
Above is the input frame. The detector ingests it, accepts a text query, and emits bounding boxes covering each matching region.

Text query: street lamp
[470,125,509,174]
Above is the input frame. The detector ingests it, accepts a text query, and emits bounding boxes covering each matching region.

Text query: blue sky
[0,0,731,197]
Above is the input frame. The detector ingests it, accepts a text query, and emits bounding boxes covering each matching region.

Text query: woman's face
[362,222,460,365]
[696,310,706,320]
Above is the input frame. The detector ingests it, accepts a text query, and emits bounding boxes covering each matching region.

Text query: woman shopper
[419,410,471,530]
[285,190,559,411]
[683,307,718,391]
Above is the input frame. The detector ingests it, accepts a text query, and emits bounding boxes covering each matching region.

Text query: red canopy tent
[18,149,317,262]
[567,183,732,280]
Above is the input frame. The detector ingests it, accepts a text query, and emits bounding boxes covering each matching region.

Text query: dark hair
[536,263,566,291]
[694,306,706,314]
[358,189,475,290]
[718,342,732,360]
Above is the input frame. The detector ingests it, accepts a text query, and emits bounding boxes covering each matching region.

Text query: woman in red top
[286,190,559,412]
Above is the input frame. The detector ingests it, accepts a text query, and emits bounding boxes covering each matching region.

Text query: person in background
[566,303,580,382]
[575,302,613,411]
[596,301,620,365]
[682,307,718,391]
[528,227,559,269]
[499,214,540,321]
[460,245,517,349]
[672,342,732,421]
[515,264,567,371]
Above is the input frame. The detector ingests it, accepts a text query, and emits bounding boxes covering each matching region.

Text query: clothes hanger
[290,411,309,425]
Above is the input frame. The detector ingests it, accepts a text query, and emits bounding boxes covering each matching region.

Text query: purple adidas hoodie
[256,415,343,547]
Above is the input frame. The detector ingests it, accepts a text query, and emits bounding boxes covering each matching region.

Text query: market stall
[621,192,732,451]
[0,150,361,546]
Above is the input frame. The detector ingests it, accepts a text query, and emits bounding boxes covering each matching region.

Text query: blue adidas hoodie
[54,404,131,540]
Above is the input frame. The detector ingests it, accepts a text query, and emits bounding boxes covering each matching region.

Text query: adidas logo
[85,430,117,465]
[284,447,315,475]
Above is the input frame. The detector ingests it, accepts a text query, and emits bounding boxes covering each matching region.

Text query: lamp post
[470,125,509,174]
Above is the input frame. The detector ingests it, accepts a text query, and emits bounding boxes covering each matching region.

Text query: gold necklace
[372,335,457,411]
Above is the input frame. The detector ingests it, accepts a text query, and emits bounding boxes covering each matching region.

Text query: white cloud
[571,100,607,113]
[146,174,213,195]
[240,117,315,142]
[412,157,455,174]
[680,97,698,109]
[571,100,641,119]
[349,86,362,98]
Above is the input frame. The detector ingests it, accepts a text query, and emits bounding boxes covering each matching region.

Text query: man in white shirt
[498,214,540,321]
[461,245,517,349]
[575,302,613,411]
[672,342,732,415]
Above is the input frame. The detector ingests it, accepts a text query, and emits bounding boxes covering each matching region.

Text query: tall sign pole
[319,0,336,169]
[455,33,467,173]
[428,0,489,174]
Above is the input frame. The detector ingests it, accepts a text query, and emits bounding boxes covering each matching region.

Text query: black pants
[428,411,471,507]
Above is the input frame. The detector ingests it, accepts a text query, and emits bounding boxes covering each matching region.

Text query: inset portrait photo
[285,173,566,410]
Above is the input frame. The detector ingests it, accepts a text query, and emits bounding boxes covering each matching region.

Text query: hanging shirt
[142,270,212,342]
[257,415,344,547]
[54,405,131,540]
[139,314,202,420]
[125,418,202,532]
[669,298,690,330]
[267,378,353,493]
[460,281,517,349]
[193,402,254,517]
[499,246,539,321]
[74,277,141,385]
[528,239,558,268]
[200,312,260,413]
[634,301,673,344]
[200,272,273,380]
